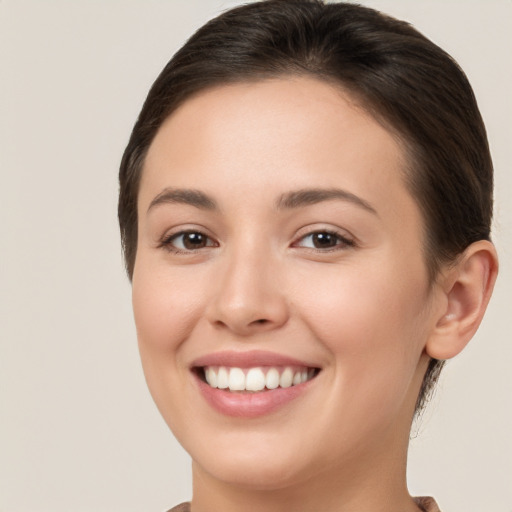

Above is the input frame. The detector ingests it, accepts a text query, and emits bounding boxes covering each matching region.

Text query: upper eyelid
[166,230,214,241]
[292,225,355,241]
[160,225,215,241]
[293,231,354,246]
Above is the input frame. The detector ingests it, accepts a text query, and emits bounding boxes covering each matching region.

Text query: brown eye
[295,231,354,250]
[310,232,338,248]
[165,231,215,251]
[181,232,208,249]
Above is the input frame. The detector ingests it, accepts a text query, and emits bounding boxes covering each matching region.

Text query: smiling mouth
[196,366,320,392]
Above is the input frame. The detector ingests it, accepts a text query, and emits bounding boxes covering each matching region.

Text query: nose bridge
[207,234,288,335]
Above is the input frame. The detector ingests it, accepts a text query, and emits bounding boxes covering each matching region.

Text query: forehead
[140,77,416,221]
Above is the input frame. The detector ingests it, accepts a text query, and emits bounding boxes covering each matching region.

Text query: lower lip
[194,373,315,418]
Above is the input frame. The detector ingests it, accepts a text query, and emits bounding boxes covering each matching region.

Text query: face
[133,77,438,490]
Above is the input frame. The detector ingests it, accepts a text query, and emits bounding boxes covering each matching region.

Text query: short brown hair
[119,0,493,412]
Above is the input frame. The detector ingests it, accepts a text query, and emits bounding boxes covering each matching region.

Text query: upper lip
[191,350,320,369]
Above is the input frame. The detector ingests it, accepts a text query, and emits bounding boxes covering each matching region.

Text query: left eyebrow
[275,188,378,216]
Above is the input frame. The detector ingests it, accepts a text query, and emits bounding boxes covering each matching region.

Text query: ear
[426,240,498,360]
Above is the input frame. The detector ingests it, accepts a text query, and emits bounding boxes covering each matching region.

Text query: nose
[205,248,289,337]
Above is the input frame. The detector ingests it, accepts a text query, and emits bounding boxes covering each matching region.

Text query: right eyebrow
[147,188,218,213]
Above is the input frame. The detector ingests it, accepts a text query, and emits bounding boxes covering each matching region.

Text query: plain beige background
[0,1,510,511]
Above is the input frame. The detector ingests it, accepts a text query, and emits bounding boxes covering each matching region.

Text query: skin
[132,77,497,512]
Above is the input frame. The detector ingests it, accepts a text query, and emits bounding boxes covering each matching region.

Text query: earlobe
[426,240,498,360]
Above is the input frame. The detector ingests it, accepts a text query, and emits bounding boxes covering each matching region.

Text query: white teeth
[246,368,266,391]
[265,368,280,389]
[205,367,218,388]
[279,367,293,388]
[217,367,229,389]
[228,367,246,391]
[203,365,317,392]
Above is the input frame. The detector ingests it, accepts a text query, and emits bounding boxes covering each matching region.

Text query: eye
[161,230,217,252]
[294,230,354,251]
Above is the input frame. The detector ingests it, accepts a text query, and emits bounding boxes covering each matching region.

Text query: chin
[185,425,337,492]
[194,452,316,491]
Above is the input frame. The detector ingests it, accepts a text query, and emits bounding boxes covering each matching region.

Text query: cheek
[131,257,212,429]
[131,256,210,412]
[132,260,205,353]
[292,259,430,406]
[296,261,427,343]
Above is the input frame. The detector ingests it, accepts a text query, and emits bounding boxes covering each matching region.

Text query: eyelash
[159,228,356,255]
[292,229,355,252]
[159,230,218,254]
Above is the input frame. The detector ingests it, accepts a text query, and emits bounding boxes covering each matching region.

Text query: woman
[118,1,498,510]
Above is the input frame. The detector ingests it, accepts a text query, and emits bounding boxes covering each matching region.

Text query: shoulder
[166,503,190,512]
[414,496,442,512]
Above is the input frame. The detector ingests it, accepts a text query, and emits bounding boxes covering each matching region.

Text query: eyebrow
[276,188,378,215]
[147,186,377,216]
[147,188,218,212]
